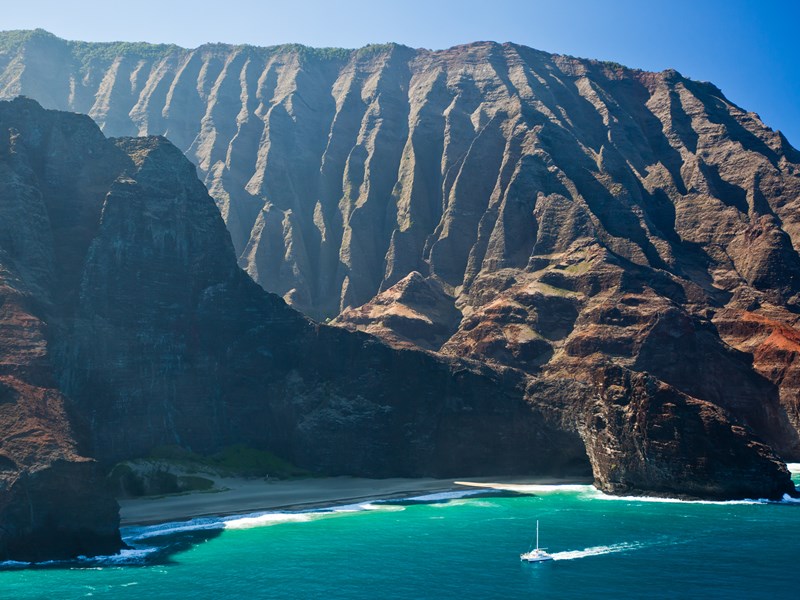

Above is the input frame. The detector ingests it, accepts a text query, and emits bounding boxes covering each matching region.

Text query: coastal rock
[0,100,124,559]
[0,99,787,509]
[0,98,596,559]
[582,367,795,500]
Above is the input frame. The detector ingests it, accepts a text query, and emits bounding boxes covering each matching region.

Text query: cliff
[1,28,800,557]
[2,35,799,452]
[0,98,589,560]
[0,100,125,561]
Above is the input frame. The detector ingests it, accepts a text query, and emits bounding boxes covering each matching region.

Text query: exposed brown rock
[332,271,461,350]
[582,366,795,500]
[4,37,799,454]
[4,32,796,326]
[0,98,790,537]
[714,305,800,449]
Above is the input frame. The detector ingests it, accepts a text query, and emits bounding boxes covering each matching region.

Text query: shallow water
[2,474,799,599]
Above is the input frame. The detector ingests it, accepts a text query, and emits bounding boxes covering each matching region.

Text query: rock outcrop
[332,271,461,350]
[582,367,793,500]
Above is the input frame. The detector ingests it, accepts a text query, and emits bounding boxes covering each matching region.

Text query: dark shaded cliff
[0,100,125,561]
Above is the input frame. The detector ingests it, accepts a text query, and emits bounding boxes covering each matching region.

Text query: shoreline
[119,475,592,527]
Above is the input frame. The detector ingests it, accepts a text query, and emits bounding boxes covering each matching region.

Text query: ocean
[2,469,799,599]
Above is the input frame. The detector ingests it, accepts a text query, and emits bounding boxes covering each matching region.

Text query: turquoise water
[2,472,799,599]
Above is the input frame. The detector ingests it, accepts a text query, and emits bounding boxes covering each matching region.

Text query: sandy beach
[119,475,591,526]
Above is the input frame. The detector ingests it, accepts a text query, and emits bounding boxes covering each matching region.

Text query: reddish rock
[583,366,795,500]
[332,272,461,350]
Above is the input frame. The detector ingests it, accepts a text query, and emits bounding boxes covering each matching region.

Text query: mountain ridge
[2,29,799,467]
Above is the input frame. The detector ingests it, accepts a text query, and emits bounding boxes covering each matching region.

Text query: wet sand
[119,475,590,526]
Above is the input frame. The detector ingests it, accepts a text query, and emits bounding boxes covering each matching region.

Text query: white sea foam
[0,546,159,569]
[590,491,800,506]
[495,484,595,495]
[0,560,31,569]
[221,498,413,530]
[77,547,159,565]
[404,490,487,502]
[127,501,410,540]
[318,501,389,512]
[124,500,409,540]
[580,485,800,505]
[590,491,766,505]
[124,517,226,541]
[224,512,313,530]
[550,541,644,561]
[467,482,800,506]
[786,463,800,474]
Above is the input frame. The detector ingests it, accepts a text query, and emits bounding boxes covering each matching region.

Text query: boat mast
[536,520,540,550]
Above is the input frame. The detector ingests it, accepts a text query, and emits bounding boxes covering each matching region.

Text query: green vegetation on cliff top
[0,29,361,65]
[0,30,443,67]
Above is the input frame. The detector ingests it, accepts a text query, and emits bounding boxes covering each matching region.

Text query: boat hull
[520,552,553,563]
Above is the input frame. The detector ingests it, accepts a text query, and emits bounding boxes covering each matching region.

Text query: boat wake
[550,541,645,561]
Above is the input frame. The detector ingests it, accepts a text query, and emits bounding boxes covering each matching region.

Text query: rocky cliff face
[582,366,794,500]
[0,99,791,529]
[0,98,595,560]
[2,31,798,322]
[0,100,124,561]
[2,35,799,456]
[1,30,800,557]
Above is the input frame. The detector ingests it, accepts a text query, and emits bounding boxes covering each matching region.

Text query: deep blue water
[2,472,799,599]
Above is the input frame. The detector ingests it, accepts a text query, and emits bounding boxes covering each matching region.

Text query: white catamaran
[520,520,553,563]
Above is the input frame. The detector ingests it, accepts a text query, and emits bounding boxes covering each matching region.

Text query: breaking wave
[0,546,159,570]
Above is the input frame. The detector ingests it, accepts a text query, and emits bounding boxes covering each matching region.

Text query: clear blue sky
[5,0,799,145]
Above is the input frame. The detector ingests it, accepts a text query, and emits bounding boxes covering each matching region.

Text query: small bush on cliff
[108,463,145,497]
[211,445,307,478]
[108,462,215,498]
